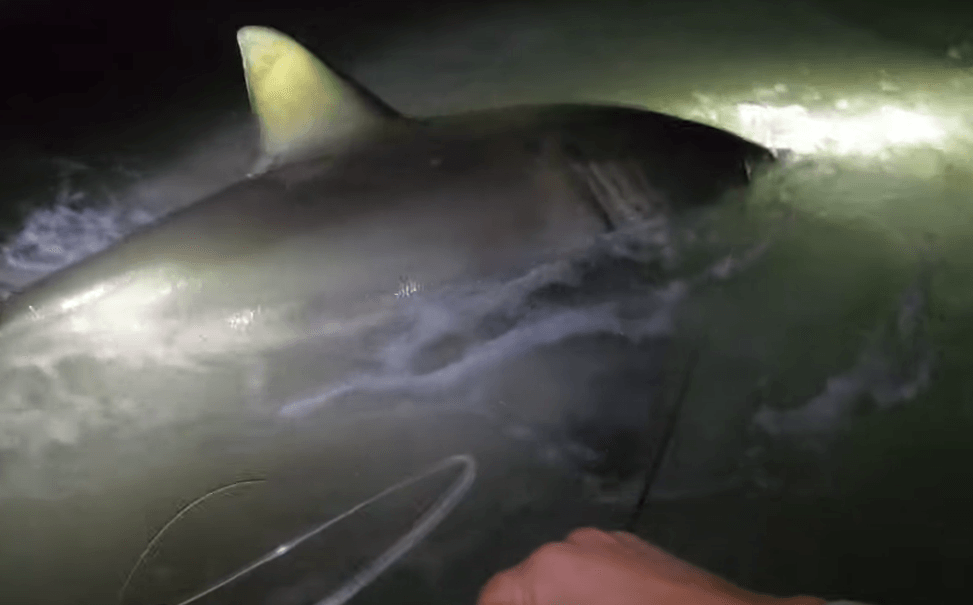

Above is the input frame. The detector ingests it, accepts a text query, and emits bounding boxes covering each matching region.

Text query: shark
[0,26,775,475]
[0,26,771,343]
[0,29,778,603]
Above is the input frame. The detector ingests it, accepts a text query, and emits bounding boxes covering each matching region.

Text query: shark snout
[743,143,777,182]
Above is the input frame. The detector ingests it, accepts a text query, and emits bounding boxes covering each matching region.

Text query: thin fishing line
[625,346,700,532]
[120,455,476,605]
[118,478,266,604]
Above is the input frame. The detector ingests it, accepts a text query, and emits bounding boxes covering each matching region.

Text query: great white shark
[0,27,771,346]
[0,26,778,604]
[0,26,776,477]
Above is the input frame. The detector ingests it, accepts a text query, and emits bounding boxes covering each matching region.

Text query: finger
[610,530,652,549]
[609,530,667,557]
[477,569,528,605]
[610,531,690,563]
[517,542,606,605]
[564,527,622,549]
[608,531,735,586]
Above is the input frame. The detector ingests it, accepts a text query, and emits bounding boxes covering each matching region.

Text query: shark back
[0,27,773,335]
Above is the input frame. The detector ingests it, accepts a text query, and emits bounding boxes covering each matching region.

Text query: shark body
[0,26,778,479]
[0,28,780,604]
[0,28,771,348]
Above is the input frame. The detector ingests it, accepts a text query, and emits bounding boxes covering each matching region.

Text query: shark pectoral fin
[236,26,401,166]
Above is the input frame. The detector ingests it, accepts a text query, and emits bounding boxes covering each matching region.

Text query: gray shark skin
[0,103,771,340]
[0,25,775,475]
[0,27,776,605]
[0,26,772,474]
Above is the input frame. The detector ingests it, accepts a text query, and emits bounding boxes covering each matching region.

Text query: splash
[753,272,935,445]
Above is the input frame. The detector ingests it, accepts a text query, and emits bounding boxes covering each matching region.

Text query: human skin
[476,527,827,605]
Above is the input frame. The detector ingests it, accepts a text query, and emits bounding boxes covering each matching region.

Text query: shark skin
[0,26,778,486]
[0,27,772,349]
[0,28,780,604]
[0,28,775,479]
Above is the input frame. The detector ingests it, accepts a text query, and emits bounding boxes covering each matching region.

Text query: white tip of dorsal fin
[236,26,400,167]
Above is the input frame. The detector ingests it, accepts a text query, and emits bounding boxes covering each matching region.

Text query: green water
[631,152,973,603]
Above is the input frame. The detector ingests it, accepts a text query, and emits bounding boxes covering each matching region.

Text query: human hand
[476,527,826,605]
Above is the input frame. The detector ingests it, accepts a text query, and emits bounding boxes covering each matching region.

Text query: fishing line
[120,454,476,605]
[118,478,267,604]
[625,345,700,532]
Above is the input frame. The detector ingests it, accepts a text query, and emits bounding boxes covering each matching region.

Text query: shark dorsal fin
[236,26,400,168]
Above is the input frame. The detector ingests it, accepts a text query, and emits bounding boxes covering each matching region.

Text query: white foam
[753,276,934,443]
[277,236,760,421]
[1,120,256,290]
[2,204,155,275]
